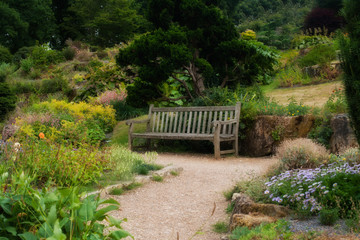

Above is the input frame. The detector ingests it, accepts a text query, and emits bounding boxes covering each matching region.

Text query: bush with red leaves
[304,8,344,35]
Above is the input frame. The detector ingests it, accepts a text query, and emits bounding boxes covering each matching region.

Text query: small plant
[109,187,125,195]
[319,208,339,226]
[123,182,142,191]
[226,202,235,214]
[271,125,284,141]
[152,175,163,182]
[62,46,76,60]
[20,58,34,74]
[298,44,337,68]
[275,138,328,170]
[170,171,179,176]
[212,221,229,233]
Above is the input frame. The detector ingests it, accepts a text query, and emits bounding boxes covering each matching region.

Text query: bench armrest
[126,119,150,126]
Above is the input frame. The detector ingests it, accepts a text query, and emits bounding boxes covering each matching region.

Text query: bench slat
[187,111,192,133]
[202,111,207,134]
[183,112,188,133]
[178,112,183,133]
[192,111,197,133]
[223,111,228,134]
[160,112,165,132]
[156,112,160,132]
[207,111,212,134]
[152,112,156,132]
[173,112,178,133]
[164,112,169,133]
[228,111,234,134]
[197,111,202,134]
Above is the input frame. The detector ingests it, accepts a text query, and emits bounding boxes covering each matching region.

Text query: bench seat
[132,132,236,141]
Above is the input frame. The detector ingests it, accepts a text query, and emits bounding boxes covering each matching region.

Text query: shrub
[241,30,256,40]
[20,58,34,74]
[0,45,12,63]
[298,44,337,68]
[40,76,69,94]
[275,138,328,170]
[30,45,65,69]
[111,100,147,121]
[292,34,333,49]
[94,89,127,106]
[62,46,76,60]
[0,172,131,239]
[212,221,229,233]
[308,118,333,148]
[0,63,16,82]
[319,208,339,226]
[275,66,311,87]
[339,148,360,165]
[264,162,360,216]
[152,175,163,182]
[10,80,41,94]
[0,80,16,121]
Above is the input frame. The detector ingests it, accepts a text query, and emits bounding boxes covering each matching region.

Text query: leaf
[5,226,17,236]
[46,220,66,240]
[19,232,39,240]
[108,230,133,240]
[93,205,118,221]
[99,198,120,206]
[0,198,13,214]
[0,237,9,240]
[107,216,125,229]
[78,197,95,222]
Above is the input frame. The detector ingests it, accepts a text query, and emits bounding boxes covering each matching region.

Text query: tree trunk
[185,61,205,97]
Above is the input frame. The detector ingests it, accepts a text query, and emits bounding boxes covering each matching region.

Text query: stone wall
[239,114,358,157]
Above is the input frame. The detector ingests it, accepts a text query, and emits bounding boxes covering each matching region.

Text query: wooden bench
[126,102,241,158]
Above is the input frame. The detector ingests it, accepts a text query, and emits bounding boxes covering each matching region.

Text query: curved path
[107,153,278,240]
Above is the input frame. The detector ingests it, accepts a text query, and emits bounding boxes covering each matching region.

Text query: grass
[108,182,143,195]
[111,115,148,146]
[212,221,229,233]
[170,171,179,176]
[152,175,163,182]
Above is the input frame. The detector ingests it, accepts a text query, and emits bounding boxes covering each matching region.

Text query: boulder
[330,114,359,154]
[240,115,315,157]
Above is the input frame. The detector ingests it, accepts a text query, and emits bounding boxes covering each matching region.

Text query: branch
[158,96,190,101]
[221,64,229,88]
[172,73,194,100]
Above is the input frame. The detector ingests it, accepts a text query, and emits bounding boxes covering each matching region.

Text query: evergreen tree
[340,0,360,144]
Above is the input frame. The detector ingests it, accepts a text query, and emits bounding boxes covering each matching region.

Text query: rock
[330,114,359,154]
[240,115,315,157]
[303,65,321,77]
[229,193,289,230]
[230,213,276,230]
[231,193,289,219]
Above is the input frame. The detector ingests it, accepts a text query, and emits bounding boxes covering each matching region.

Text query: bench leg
[129,136,133,150]
[234,138,238,157]
[146,139,151,150]
[214,139,221,159]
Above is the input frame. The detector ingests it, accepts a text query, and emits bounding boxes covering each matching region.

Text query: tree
[117,0,278,107]
[304,8,344,34]
[0,73,16,121]
[340,0,360,144]
[65,0,144,48]
[0,0,56,52]
[316,0,343,12]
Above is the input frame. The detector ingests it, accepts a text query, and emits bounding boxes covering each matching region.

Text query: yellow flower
[342,158,346,161]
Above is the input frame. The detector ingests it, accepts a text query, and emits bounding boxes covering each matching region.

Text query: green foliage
[241,30,257,40]
[323,87,347,114]
[319,208,339,226]
[66,0,144,47]
[212,221,229,233]
[111,101,146,121]
[0,0,56,52]
[20,58,33,74]
[62,46,76,60]
[77,62,126,100]
[40,76,70,94]
[0,172,132,239]
[170,171,179,176]
[298,44,336,67]
[30,45,65,69]
[0,46,12,63]
[109,187,124,195]
[152,175,163,182]
[0,63,16,82]
[308,118,333,148]
[292,34,333,49]
[0,78,16,121]
[340,0,360,145]
[230,220,293,240]
[132,162,163,175]
[275,66,312,87]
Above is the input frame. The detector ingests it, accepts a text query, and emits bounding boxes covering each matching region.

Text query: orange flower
[39,132,45,139]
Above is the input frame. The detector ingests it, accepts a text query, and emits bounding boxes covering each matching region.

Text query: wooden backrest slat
[164,112,169,132]
[160,112,165,132]
[187,111,193,133]
[191,111,197,133]
[156,112,160,132]
[178,112,183,133]
[152,112,156,132]
[207,111,213,133]
[223,111,228,134]
[173,112,178,133]
[152,106,235,112]
[197,111,202,134]
[228,111,234,134]
[182,112,188,133]
[212,111,218,134]
[202,111,207,134]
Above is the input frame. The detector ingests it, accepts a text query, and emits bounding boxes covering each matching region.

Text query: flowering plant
[264,162,360,215]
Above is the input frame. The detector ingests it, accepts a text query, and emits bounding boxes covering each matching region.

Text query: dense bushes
[298,44,337,68]
[0,46,12,63]
[0,68,16,121]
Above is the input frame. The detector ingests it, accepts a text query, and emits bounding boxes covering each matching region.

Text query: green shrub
[212,221,229,233]
[152,175,163,182]
[0,80,16,121]
[0,63,16,82]
[109,187,125,195]
[10,80,40,94]
[30,45,65,69]
[62,46,76,60]
[275,66,311,87]
[308,117,333,148]
[12,46,34,65]
[275,138,328,170]
[0,172,131,239]
[40,76,69,94]
[298,44,336,68]
[111,100,147,121]
[319,208,339,226]
[0,45,12,63]
[323,87,347,114]
[20,58,34,74]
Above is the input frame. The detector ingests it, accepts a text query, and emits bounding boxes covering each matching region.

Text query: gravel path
[106,153,277,240]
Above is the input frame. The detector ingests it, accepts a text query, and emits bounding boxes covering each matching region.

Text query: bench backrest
[147,103,241,135]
